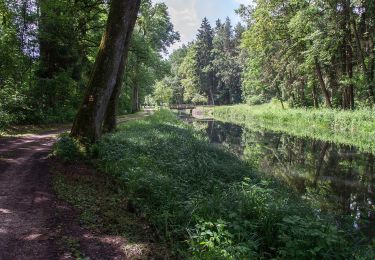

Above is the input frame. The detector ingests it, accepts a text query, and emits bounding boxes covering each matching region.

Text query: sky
[154,0,252,52]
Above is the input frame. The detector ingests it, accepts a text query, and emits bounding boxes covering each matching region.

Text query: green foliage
[58,236,85,260]
[154,17,244,106]
[1,0,178,124]
[278,216,349,259]
[240,0,375,109]
[0,0,107,125]
[178,46,202,103]
[53,164,169,258]
[0,108,12,130]
[153,78,174,105]
[93,110,360,258]
[53,133,85,162]
[189,219,258,259]
[120,0,179,113]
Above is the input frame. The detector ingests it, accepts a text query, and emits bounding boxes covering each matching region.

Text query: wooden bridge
[169,104,197,110]
[169,104,213,110]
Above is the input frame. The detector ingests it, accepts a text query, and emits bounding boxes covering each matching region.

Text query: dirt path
[0,132,60,259]
[0,131,131,259]
[0,113,165,260]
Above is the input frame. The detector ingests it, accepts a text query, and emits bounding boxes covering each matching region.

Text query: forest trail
[0,131,61,259]
[0,131,136,260]
[0,113,159,260]
[0,131,129,259]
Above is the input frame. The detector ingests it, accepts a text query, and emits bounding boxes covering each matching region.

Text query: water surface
[177,110,375,238]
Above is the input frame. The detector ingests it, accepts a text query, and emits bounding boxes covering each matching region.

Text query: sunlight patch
[0,208,12,214]
[22,233,42,241]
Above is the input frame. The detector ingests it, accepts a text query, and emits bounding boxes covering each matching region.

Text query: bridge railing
[169,104,214,110]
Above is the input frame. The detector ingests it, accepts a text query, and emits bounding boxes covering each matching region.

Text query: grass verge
[52,161,170,259]
[0,123,70,137]
[91,110,373,259]
[205,103,375,153]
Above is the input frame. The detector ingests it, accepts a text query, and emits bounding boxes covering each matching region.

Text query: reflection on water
[181,112,375,238]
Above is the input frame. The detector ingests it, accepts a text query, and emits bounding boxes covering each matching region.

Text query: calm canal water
[177,111,375,239]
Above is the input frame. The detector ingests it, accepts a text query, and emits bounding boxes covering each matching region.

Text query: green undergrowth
[92,110,373,259]
[0,123,70,137]
[52,163,169,258]
[53,133,86,162]
[207,103,375,153]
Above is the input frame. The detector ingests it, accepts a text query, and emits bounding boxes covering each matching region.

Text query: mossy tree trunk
[103,7,139,133]
[315,58,332,108]
[71,0,141,142]
[131,85,140,113]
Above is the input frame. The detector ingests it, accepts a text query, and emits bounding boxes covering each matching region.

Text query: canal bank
[179,111,375,240]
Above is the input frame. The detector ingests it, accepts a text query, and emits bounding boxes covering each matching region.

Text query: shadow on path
[0,132,135,259]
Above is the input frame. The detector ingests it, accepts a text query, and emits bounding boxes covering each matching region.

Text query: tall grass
[93,110,371,258]
[207,103,375,153]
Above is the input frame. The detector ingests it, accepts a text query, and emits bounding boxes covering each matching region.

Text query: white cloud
[154,0,201,50]
[154,0,251,53]
[234,0,251,4]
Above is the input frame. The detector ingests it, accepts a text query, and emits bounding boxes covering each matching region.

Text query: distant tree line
[152,17,246,106]
[156,0,375,110]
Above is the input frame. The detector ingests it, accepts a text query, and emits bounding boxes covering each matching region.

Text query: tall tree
[112,0,178,116]
[196,18,215,104]
[178,46,201,103]
[102,2,139,132]
[239,0,375,109]
[212,17,243,104]
[71,0,141,142]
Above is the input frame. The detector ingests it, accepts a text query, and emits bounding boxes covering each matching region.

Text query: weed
[53,133,86,162]
[58,236,87,260]
[52,164,170,258]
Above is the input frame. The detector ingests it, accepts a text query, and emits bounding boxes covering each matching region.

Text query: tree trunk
[347,45,355,110]
[275,85,285,109]
[314,58,332,108]
[312,83,319,108]
[103,4,139,133]
[346,1,355,110]
[342,0,355,110]
[209,71,215,105]
[71,0,141,142]
[131,86,140,113]
[352,18,375,103]
[300,79,306,107]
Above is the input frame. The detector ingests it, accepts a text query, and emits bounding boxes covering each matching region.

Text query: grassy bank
[0,111,149,137]
[206,103,375,153]
[52,161,169,258]
[87,110,372,259]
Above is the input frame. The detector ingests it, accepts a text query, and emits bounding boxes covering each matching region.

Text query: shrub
[278,215,350,259]
[0,108,12,130]
[246,94,266,105]
[53,133,85,162]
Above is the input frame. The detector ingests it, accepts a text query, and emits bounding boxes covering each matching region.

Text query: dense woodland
[156,0,375,110]
[2,0,375,133]
[0,0,177,131]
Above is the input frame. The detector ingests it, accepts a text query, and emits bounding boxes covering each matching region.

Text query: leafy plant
[53,133,85,162]
[278,215,349,259]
